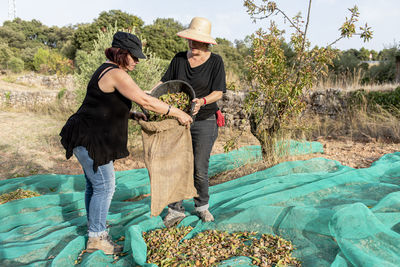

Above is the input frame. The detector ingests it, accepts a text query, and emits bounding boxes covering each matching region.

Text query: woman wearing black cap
[60,31,192,255]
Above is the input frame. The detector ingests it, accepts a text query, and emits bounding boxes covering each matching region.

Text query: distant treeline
[0,10,399,85]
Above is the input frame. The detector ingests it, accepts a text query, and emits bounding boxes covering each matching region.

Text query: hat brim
[177,29,217,45]
[129,49,146,59]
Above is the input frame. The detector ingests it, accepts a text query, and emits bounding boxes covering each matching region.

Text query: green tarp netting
[1,141,399,266]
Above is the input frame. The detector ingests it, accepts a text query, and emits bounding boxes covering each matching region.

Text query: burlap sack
[139,119,197,217]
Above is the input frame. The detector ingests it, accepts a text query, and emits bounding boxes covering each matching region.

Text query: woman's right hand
[176,109,193,127]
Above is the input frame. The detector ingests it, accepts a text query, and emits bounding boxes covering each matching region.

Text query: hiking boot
[86,232,123,255]
[197,209,214,222]
[163,208,186,228]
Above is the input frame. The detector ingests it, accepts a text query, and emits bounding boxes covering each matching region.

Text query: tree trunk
[249,113,281,164]
[396,55,400,83]
[259,135,278,163]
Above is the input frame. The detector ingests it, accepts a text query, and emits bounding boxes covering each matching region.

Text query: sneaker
[163,208,186,228]
[197,209,214,222]
[86,232,123,255]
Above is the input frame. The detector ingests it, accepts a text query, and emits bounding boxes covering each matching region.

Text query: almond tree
[226,0,372,162]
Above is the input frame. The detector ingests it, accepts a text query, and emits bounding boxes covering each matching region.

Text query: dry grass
[210,161,267,186]
[313,70,400,92]
[225,70,250,91]
[212,127,259,154]
[1,74,32,88]
[0,72,46,91]
[301,107,400,143]
[0,100,77,179]
[0,109,72,179]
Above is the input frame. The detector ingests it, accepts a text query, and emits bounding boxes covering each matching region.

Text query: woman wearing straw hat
[153,17,226,227]
[60,31,192,254]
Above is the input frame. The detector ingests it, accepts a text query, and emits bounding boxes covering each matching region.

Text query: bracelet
[165,105,171,115]
[202,97,207,105]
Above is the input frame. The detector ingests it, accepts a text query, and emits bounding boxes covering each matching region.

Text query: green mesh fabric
[1,141,399,266]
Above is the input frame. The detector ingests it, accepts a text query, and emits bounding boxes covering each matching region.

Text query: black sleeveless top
[60,63,132,171]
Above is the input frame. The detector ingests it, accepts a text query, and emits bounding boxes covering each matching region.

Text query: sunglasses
[129,53,139,62]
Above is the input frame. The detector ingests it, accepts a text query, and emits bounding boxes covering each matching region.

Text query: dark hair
[104,47,131,68]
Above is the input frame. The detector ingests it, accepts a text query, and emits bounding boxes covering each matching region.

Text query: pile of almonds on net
[0,188,41,205]
[147,92,191,121]
[143,226,301,266]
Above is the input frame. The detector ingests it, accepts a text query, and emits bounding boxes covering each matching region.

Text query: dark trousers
[168,116,218,212]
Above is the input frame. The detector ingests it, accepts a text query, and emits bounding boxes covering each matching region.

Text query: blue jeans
[73,146,115,237]
[169,116,218,212]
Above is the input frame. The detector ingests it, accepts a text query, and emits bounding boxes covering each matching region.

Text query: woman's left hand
[192,98,204,116]
[131,112,147,121]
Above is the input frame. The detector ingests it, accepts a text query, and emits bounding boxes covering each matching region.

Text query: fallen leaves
[0,188,41,204]
[143,227,301,266]
[74,249,87,264]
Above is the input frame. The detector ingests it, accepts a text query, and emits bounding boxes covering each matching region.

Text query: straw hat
[177,17,217,45]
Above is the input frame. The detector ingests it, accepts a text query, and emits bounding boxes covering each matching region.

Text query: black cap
[112,31,146,59]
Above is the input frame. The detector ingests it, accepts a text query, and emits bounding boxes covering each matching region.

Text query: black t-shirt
[161,52,226,121]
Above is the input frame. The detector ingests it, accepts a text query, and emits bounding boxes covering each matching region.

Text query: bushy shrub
[20,46,40,70]
[74,24,168,104]
[363,61,396,84]
[141,18,187,60]
[60,40,76,59]
[348,87,400,115]
[32,47,73,75]
[74,24,120,103]
[212,38,248,77]
[131,55,169,91]
[33,48,50,71]
[331,49,361,75]
[361,45,399,84]
[48,52,74,76]
[0,42,14,69]
[8,57,24,73]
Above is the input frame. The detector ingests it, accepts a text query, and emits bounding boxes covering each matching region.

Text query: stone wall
[0,73,75,108]
[305,89,348,116]
[219,90,248,129]
[15,73,75,91]
[0,89,75,108]
[218,89,351,129]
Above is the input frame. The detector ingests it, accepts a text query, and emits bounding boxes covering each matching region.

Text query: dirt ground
[1,110,399,180]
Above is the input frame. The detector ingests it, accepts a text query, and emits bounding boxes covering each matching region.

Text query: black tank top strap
[97,63,120,81]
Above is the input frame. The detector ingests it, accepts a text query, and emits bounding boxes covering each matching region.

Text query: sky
[1,0,399,51]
